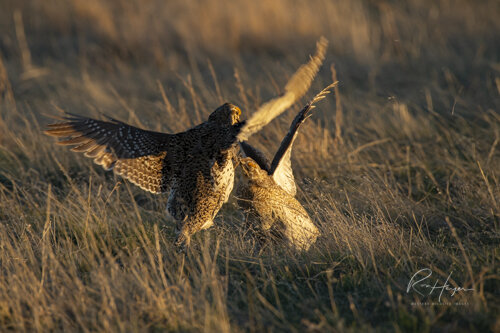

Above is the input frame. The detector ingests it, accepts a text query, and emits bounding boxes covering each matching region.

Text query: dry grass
[0,0,499,331]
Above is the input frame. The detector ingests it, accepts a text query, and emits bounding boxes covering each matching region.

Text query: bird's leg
[174,218,191,252]
[174,218,203,251]
[174,210,213,251]
[174,231,191,253]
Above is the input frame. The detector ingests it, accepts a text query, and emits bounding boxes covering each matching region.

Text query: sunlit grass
[0,0,498,331]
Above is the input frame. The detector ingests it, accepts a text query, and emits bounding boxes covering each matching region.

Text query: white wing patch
[271,142,296,196]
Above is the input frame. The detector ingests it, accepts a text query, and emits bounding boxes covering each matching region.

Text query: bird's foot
[174,233,190,253]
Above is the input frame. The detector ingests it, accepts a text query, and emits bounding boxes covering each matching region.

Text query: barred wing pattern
[45,114,174,194]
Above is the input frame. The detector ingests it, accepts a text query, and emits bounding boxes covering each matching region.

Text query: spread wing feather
[236,37,327,141]
[45,114,174,194]
[269,82,338,196]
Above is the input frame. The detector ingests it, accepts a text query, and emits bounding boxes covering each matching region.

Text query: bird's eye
[234,107,241,116]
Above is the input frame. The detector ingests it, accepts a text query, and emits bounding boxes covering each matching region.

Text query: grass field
[0,0,499,331]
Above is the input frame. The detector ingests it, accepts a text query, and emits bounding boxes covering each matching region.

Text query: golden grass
[0,0,499,331]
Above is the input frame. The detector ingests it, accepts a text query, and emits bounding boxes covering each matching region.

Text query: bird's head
[239,157,268,181]
[209,103,241,126]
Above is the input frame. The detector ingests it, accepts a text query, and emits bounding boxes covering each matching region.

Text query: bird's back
[237,173,318,250]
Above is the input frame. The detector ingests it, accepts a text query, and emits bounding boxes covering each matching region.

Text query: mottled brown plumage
[238,158,319,250]
[237,83,337,251]
[44,39,327,249]
[46,104,241,249]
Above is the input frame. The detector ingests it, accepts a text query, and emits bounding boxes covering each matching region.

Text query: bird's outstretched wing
[269,82,338,196]
[44,113,175,194]
[236,37,327,141]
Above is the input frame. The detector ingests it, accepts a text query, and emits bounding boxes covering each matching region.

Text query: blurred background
[1,0,498,177]
[1,0,498,113]
[0,1,498,331]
